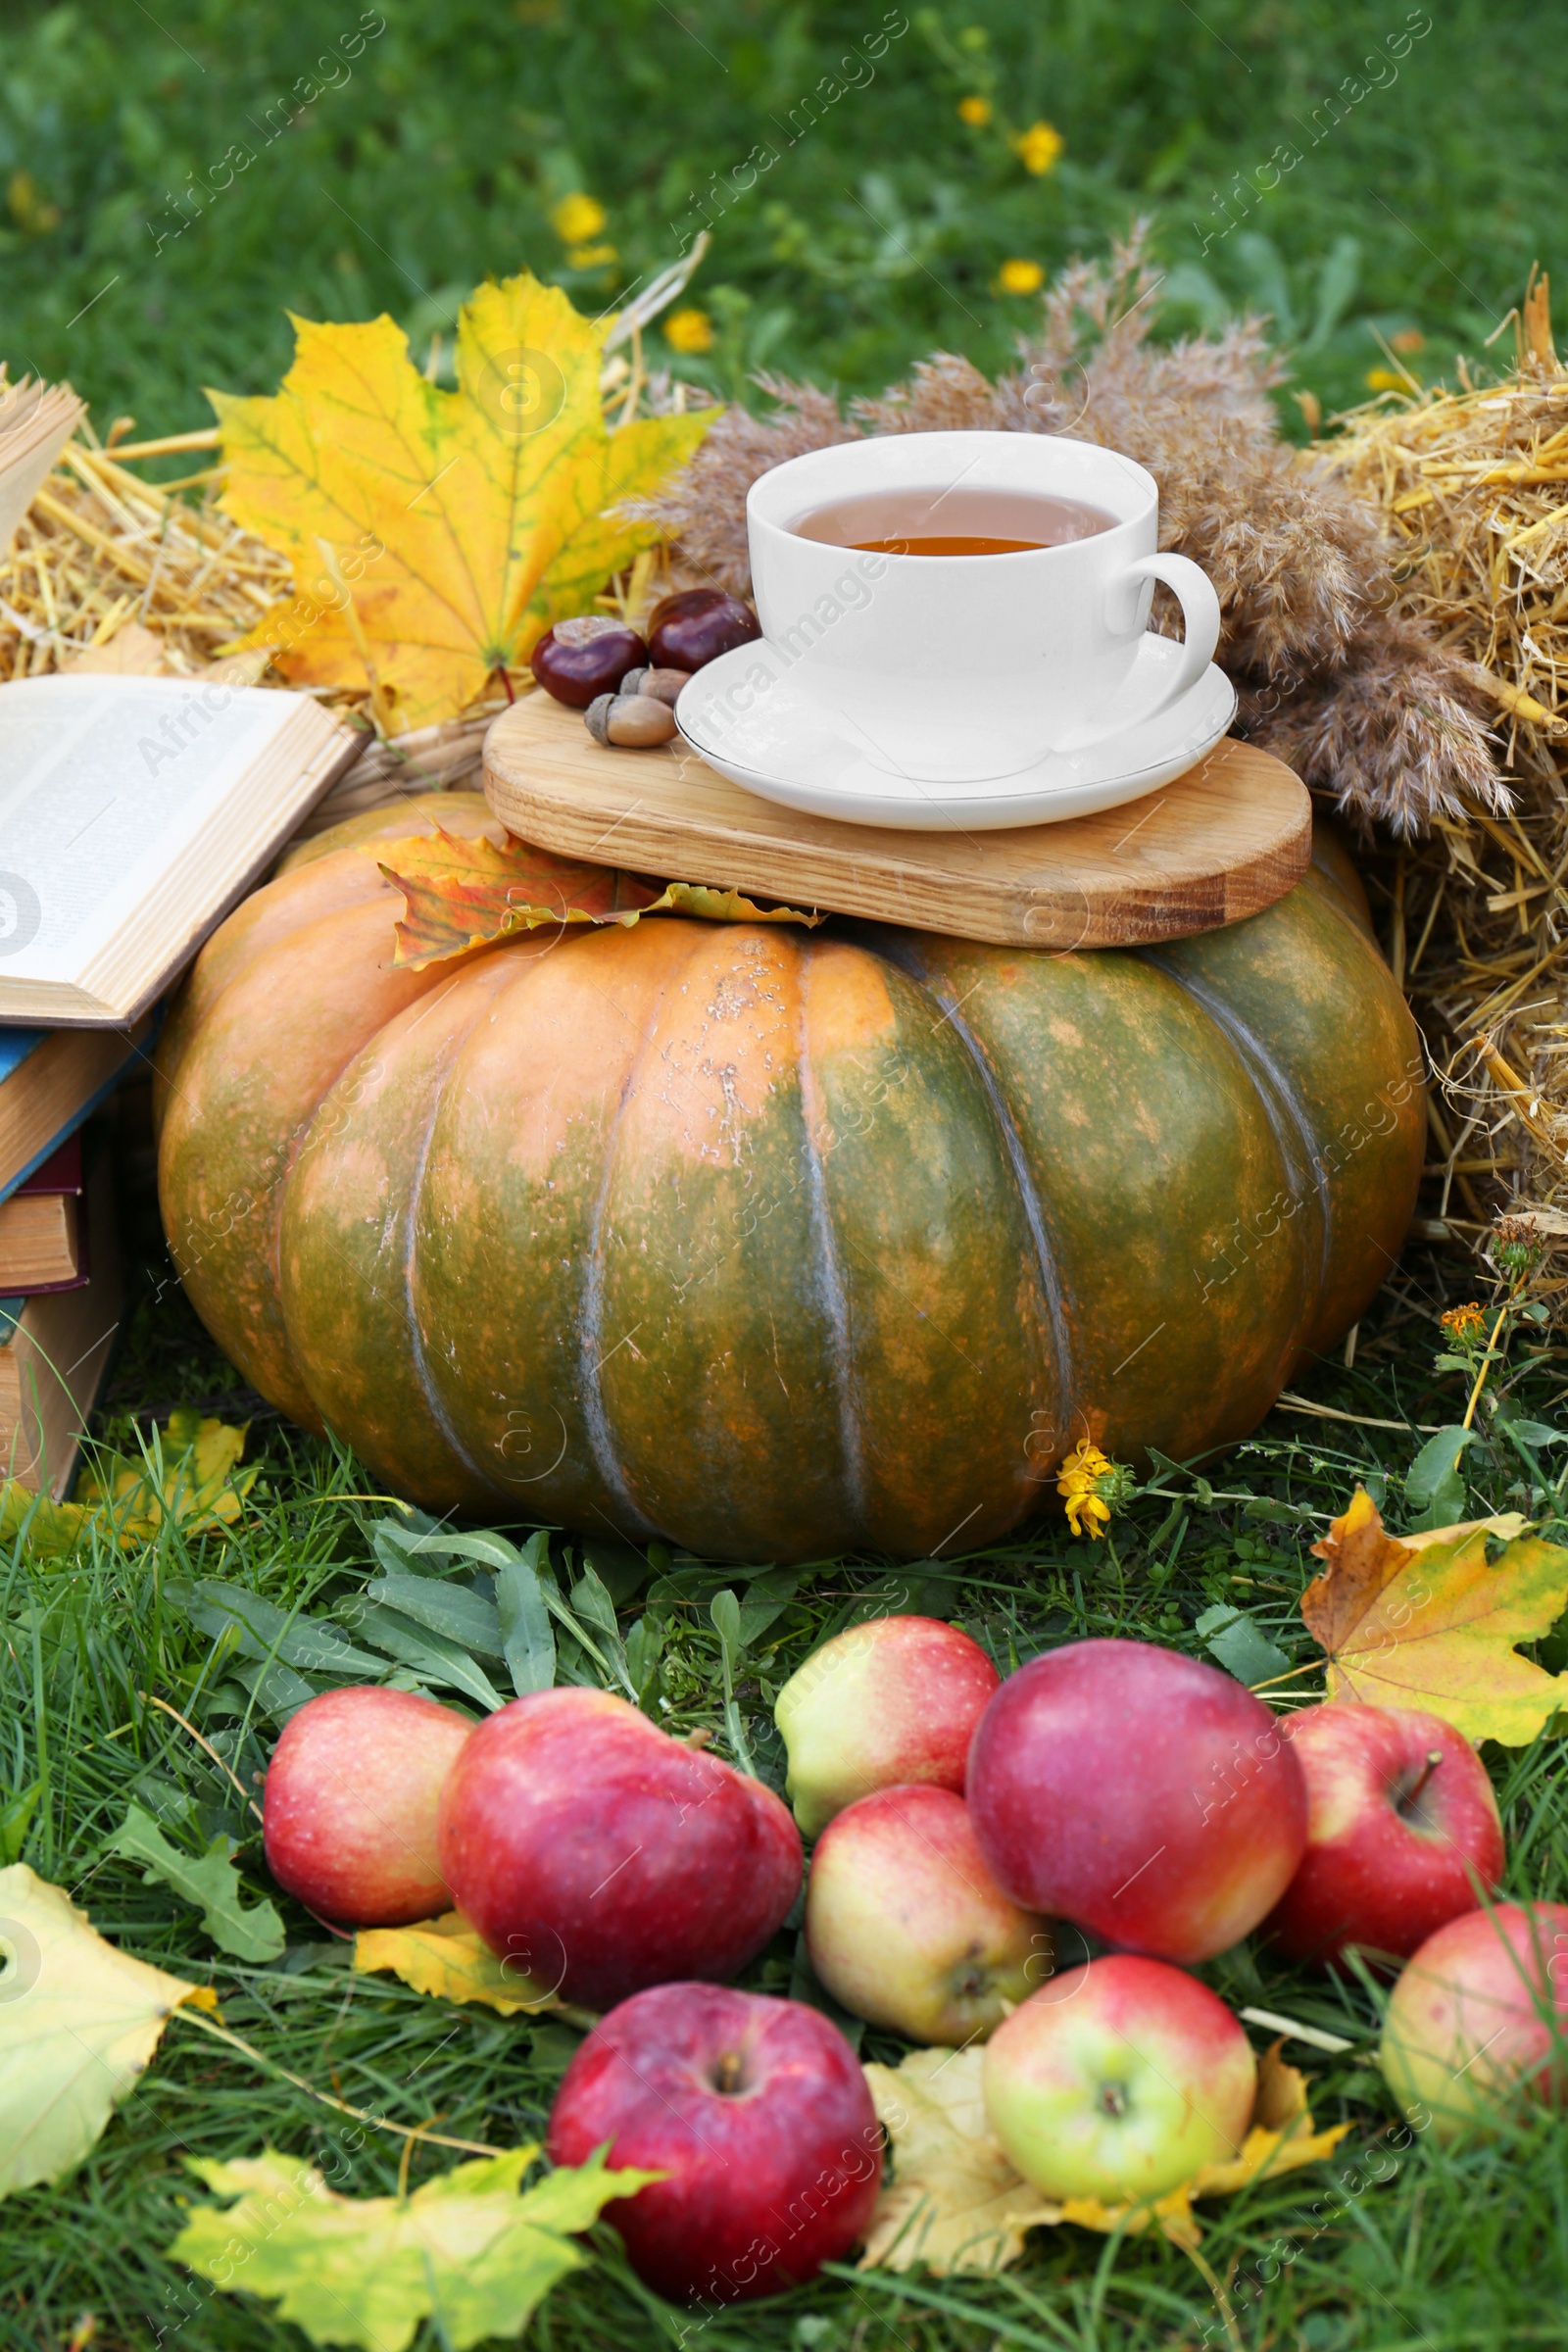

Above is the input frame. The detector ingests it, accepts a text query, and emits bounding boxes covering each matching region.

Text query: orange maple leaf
[1299,1485,1568,1744]
[379,825,824,968]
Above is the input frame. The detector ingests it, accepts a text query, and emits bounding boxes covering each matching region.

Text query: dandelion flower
[566,242,617,270]
[1014,121,1064,175]
[998,257,1044,295]
[664,307,714,355]
[551,191,607,245]
[1056,1437,1131,1541]
[957,94,992,125]
[1364,367,1409,393]
[1441,1301,1486,1343]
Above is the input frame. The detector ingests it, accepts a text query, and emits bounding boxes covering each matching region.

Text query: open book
[0,376,85,556]
[0,675,364,1023]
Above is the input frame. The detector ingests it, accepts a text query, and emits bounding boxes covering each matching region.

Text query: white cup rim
[746,429,1159,547]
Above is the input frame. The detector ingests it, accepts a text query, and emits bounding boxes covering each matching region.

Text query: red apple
[1266,1702,1503,1969]
[774,1615,1000,1838]
[983,1953,1256,2202]
[547,1983,882,2304]
[806,1786,1052,2044]
[1380,1900,1568,2138]
[437,1688,802,2007]
[967,1639,1307,1964]
[263,1686,471,1927]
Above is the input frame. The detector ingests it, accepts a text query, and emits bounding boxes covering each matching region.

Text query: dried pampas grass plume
[637,227,1505,839]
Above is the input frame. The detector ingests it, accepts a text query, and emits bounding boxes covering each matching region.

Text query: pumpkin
[155,793,1422,1563]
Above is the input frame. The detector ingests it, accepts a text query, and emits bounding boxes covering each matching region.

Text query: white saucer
[675,635,1239,831]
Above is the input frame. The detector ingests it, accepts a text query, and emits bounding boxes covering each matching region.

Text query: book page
[0,676,316,987]
[0,380,84,556]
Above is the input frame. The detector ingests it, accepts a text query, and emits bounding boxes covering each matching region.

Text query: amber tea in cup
[791,484,1115,558]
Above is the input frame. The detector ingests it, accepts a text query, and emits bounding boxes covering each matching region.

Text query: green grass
[0,0,1565,442]
[6,1161,1568,2352]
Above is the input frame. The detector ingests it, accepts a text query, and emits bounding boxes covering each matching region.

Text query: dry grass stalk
[1320,277,1568,1277]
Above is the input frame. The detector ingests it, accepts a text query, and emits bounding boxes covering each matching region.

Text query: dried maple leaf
[379,825,824,968]
[1300,1486,1568,1745]
[0,1864,216,2200]
[213,271,713,729]
[354,1911,556,2016]
[858,2043,1348,2272]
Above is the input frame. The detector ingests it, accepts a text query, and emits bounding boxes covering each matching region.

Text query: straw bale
[1319,282,1568,1276]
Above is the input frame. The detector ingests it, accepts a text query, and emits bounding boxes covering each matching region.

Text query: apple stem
[1403,1749,1445,1811]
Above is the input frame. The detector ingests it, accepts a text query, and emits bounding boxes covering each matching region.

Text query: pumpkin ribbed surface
[155,794,1422,1561]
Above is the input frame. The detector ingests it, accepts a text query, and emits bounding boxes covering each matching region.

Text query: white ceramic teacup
[745,431,1221,784]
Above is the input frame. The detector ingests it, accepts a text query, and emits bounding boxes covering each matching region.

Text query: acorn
[647,588,760,672]
[585,691,679,748]
[531,615,648,708]
[618,664,693,708]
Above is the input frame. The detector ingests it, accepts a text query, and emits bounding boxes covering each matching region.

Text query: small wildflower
[1365,367,1408,393]
[1390,328,1426,353]
[1492,1213,1543,1275]
[1056,1437,1133,1541]
[998,257,1044,296]
[550,191,607,245]
[1013,121,1064,175]
[957,94,992,126]
[8,172,61,235]
[664,307,714,354]
[1441,1300,1487,1344]
[565,241,617,270]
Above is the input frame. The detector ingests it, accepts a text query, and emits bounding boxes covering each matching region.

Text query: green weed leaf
[109,1804,284,1964]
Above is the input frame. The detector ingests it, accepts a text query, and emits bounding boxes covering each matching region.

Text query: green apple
[982,1954,1256,2203]
[805,1784,1052,2044]
[774,1614,999,1838]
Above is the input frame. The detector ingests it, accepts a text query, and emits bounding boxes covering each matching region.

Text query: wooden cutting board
[483,695,1311,949]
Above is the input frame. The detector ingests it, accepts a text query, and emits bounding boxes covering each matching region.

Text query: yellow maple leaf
[354,1911,558,2015]
[212,270,714,730]
[74,1411,259,1544]
[1300,1485,1568,1745]
[858,2043,1348,2273]
[379,826,824,968]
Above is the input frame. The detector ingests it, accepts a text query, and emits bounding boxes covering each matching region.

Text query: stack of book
[0,629,363,1498]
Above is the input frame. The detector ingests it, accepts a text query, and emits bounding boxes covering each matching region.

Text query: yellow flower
[998,257,1044,296]
[664,307,714,355]
[1014,121,1064,175]
[1365,367,1409,392]
[566,241,618,270]
[8,171,61,235]
[1441,1300,1486,1343]
[1056,1436,1129,1541]
[957,94,992,126]
[550,191,607,245]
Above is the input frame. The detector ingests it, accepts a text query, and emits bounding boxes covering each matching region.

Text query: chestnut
[531,615,648,709]
[647,588,760,672]
[585,691,679,748]
[619,664,693,708]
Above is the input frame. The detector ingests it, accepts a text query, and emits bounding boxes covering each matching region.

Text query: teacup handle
[1054,553,1222,755]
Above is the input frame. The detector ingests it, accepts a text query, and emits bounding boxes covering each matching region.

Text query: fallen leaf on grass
[380,825,824,968]
[354,1911,557,2014]
[858,2043,1348,2272]
[0,1863,216,2201]
[109,1803,285,1965]
[1,1412,258,1559]
[1301,1486,1568,1744]
[214,270,713,730]
[170,2144,662,2352]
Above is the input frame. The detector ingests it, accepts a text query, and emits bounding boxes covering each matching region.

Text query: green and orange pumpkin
[155,794,1422,1562]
